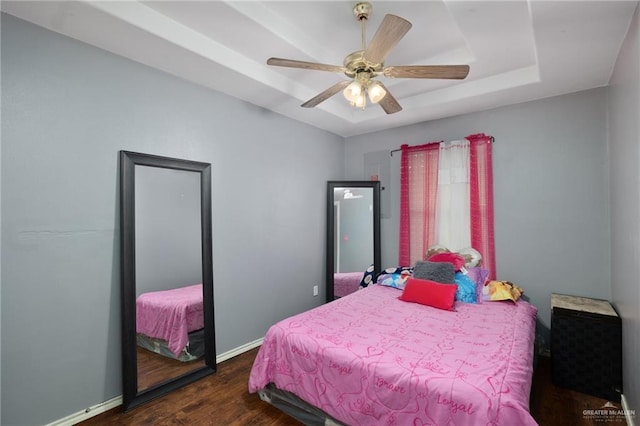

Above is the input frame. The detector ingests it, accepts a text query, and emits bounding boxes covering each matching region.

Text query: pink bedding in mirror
[333,272,363,297]
[136,284,203,356]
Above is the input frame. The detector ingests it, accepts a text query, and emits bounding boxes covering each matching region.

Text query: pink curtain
[398,134,496,279]
[398,142,440,266]
[467,133,496,279]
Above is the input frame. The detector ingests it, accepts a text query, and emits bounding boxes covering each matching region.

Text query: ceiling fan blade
[301,81,351,108]
[267,58,345,73]
[376,82,402,114]
[363,14,412,65]
[384,65,470,79]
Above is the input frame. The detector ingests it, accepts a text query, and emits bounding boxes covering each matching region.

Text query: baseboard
[621,394,637,426]
[45,396,123,426]
[45,338,264,426]
[216,337,264,363]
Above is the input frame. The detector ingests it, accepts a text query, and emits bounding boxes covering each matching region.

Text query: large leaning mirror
[120,151,216,411]
[326,181,381,302]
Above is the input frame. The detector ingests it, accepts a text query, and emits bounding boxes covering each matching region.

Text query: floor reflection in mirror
[136,347,206,391]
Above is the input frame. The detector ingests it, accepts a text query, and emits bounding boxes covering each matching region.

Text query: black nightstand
[550,293,622,402]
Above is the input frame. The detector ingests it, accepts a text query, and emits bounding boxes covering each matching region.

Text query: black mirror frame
[119,150,216,411]
[326,181,381,303]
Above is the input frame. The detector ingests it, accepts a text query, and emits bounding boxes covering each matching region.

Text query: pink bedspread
[249,284,538,426]
[334,272,363,297]
[136,284,204,356]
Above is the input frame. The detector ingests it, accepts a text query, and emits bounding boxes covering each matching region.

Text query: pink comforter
[249,284,538,426]
[136,284,204,356]
[334,272,363,298]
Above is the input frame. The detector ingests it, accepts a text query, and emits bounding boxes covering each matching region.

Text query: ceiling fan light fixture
[354,92,366,109]
[343,80,363,102]
[367,80,386,104]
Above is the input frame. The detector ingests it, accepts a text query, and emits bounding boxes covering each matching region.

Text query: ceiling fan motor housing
[353,2,372,21]
[343,50,382,78]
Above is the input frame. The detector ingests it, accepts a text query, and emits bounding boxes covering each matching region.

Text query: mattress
[249,284,538,425]
[137,328,205,362]
[136,284,203,357]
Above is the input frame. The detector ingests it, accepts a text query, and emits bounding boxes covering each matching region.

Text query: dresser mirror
[120,151,216,411]
[326,181,381,302]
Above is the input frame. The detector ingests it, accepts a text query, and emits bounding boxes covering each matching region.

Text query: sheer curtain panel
[468,133,496,279]
[399,142,440,266]
[436,140,471,251]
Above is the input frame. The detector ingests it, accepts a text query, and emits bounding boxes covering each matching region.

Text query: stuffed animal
[425,245,482,269]
[425,244,450,259]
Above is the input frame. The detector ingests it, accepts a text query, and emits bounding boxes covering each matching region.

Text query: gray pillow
[413,261,455,283]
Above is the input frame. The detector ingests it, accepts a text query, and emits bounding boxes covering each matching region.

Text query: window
[398,133,496,278]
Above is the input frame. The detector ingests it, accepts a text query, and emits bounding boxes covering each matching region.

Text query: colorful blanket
[136,284,203,356]
[249,284,538,425]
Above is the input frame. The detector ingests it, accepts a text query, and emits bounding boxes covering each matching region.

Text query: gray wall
[0,14,343,426]
[344,88,611,349]
[608,2,639,414]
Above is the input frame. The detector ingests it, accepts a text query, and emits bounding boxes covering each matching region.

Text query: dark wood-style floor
[80,348,627,426]
[136,347,206,391]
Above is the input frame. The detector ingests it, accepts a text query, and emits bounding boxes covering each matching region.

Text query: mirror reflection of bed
[134,284,206,391]
[134,165,205,392]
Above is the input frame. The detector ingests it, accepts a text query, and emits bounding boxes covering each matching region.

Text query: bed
[136,283,204,362]
[248,283,538,425]
[333,272,364,298]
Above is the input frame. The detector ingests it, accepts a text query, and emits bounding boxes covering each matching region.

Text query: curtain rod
[389,136,495,156]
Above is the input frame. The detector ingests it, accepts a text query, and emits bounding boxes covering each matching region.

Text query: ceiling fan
[266,2,470,114]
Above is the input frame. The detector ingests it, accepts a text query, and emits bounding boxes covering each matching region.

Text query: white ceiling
[2,1,637,137]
